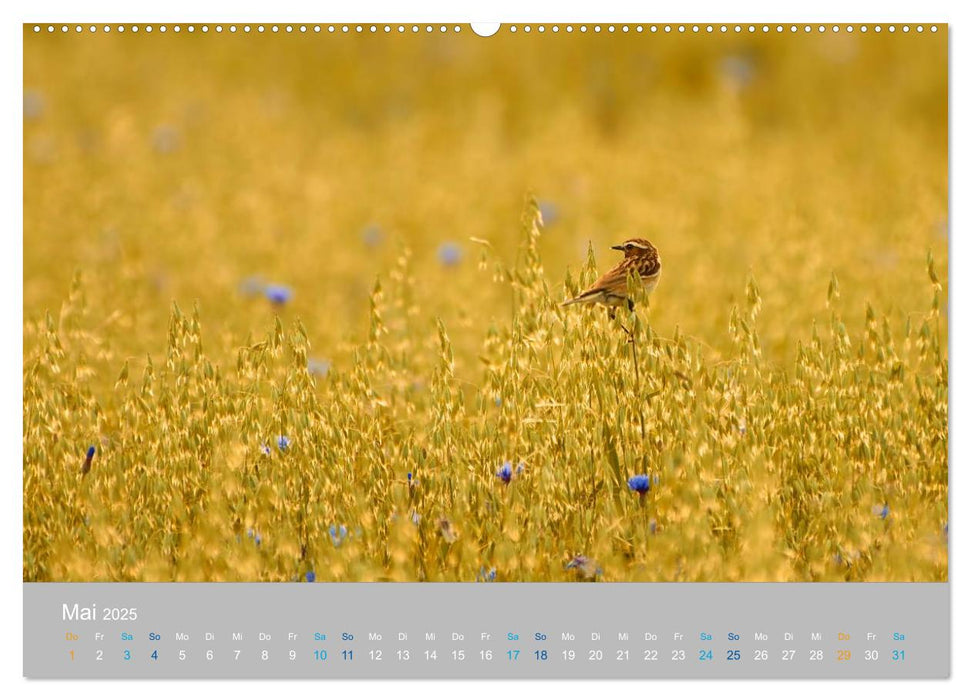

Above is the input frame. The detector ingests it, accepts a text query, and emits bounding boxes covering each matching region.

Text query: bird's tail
[560,289,601,307]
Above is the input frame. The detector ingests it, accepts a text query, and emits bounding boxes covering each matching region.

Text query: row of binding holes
[31,25,465,33]
[31,24,940,34]
[510,25,937,34]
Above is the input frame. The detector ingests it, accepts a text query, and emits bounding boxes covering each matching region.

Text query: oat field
[23,27,947,582]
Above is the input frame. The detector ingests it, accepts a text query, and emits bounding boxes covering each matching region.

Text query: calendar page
[21,19,948,680]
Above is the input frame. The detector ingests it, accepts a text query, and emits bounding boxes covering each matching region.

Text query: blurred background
[24,26,947,385]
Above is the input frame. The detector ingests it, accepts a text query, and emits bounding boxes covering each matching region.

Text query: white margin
[3,1,966,699]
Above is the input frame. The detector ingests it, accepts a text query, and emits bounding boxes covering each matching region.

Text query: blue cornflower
[254,533,262,546]
[496,461,514,484]
[720,54,756,90]
[476,566,497,582]
[329,524,348,547]
[874,504,890,520]
[82,446,95,476]
[566,555,602,579]
[437,242,463,267]
[362,224,384,248]
[307,358,331,377]
[538,200,559,227]
[260,444,272,456]
[516,462,525,475]
[305,571,316,583]
[277,436,291,451]
[627,474,651,495]
[264,284,293,305]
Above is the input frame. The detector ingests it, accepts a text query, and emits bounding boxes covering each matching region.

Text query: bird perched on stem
[561,238,661,317]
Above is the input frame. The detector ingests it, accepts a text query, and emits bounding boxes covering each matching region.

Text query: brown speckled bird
[561,238,661,316]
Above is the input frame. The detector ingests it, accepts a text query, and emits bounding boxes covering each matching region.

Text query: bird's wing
[584,263,630,297]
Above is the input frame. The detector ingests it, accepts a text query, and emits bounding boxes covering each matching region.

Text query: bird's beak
[611,244,625,251]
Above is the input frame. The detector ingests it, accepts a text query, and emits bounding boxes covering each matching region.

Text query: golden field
[23,26,947,582]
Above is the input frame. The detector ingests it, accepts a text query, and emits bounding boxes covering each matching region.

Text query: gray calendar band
[24,582,949,679]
